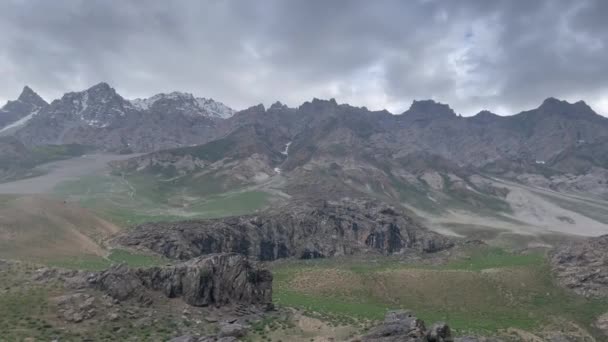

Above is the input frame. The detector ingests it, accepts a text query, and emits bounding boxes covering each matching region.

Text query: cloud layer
[1,0,607,115]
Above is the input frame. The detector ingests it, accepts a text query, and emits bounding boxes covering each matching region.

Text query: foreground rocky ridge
[0,255,272,340]
[36,253,272,309]
[550,234,608,298]
[115,199,454,261]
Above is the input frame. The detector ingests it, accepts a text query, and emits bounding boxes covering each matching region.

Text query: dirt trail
[0,153,139,194]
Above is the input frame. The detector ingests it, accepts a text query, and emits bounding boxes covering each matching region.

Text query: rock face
[90,253,273,307]
[361,310,453,342]
[115,199,454,261]
[549,235,608,297]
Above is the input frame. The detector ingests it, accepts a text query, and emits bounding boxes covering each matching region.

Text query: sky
[1,0,607,116]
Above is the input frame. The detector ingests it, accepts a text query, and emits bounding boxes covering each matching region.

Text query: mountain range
[2,82,608,215]
[0,83,235,152]
[2,83,608,340]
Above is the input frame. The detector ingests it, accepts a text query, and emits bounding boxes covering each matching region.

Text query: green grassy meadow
[53,172,274,228]
[270,247,607,337]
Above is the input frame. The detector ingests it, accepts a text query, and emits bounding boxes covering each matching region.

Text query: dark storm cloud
[1,0,607,115]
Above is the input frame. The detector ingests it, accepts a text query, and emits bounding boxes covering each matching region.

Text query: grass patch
[43,254,112,271]
[270,247,607,337]
[440,247,544,271]
[53,172,274,228]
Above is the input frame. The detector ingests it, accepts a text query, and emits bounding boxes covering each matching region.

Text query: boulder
[362,310,428,342]
[427,322,454,342]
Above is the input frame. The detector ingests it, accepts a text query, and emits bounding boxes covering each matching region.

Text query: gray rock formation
[427,322,454,342]
[53,293,97,323]
[550,235,608,297]
[361,310,452,342]
[115,199,454,261]
[90,253,273,308]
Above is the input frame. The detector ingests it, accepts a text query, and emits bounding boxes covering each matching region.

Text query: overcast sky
[1,0,607,116]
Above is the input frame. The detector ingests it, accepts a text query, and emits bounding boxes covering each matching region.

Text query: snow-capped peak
[195,97,236,119]
[129,92,235,119]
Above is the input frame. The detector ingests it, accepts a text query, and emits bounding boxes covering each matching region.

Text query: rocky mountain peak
[299,98,340,115]
[36,82,133,129]
[269,101,288,111]
[17,86,47,107]
[537,97,598,118]
[405,99,456,119]
[0,86,49,130]
[310,98,338,106]
[471,109,502,122]
[86,82,115,96]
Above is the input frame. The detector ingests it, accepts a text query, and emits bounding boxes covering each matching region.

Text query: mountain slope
[0,195,119,261]
[0,136,89,182]
[111,96,608,241]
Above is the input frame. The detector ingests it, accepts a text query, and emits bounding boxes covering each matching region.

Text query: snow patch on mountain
[281,141,292,155]
[77,92,89,118]
[0,109,40,133]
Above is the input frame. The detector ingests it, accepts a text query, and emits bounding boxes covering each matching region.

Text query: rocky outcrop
[52,293,97,323]
[115,199,454,261]
[549,235,608,297]
[90,253,272,308]
[361,310,453,342]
